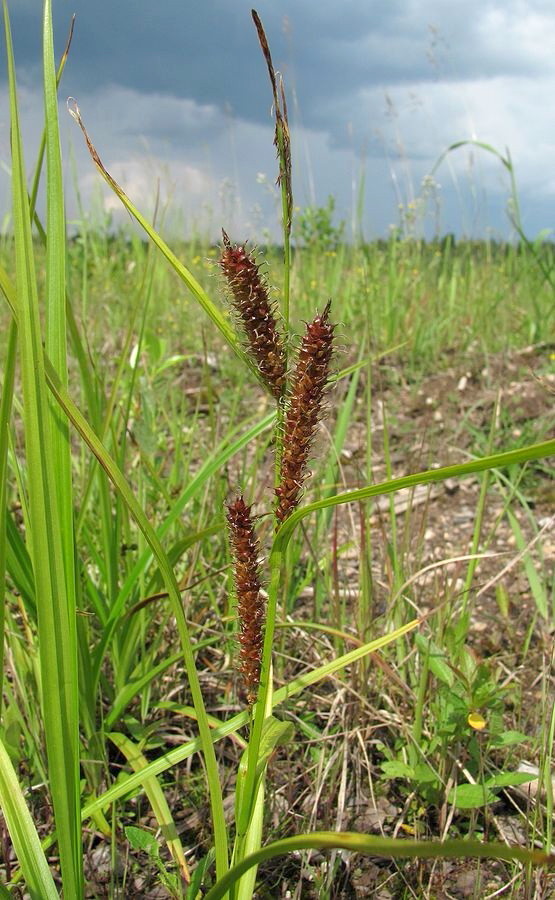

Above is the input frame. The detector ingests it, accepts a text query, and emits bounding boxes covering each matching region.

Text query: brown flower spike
[226,496,265,705]
[275,301,335,524]
[220,231,286,400]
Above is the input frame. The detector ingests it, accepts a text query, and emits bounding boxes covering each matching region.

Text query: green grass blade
[204,832,553,900]
[105,636,218,728]
[0,321,17,708]
[0,737,59,900]
[29,13,74,218]
[461,395,498,615]
[276,440,555,549]
[43,0,81,885]
[3,1,82,892]
[112,411,274,613]
[5,485,36,612]
[46,370,229,879]
[315,354,363,545]
[506,508,547,617]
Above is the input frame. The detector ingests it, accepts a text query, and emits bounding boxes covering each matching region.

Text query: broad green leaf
[484,772,537,790]
[381,761,414,779]
[125,825,158,854]
[489,730,529,748]
[448,783,496,809]
[413,763,440,786]
[415,634,454,687]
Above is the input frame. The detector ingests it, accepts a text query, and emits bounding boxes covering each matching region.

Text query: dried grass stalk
[226,496,265,704]
[275,301,335,523]
[220,231,286,400]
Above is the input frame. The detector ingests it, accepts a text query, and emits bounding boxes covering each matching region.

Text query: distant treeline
[54,231,554,253]
[7,230,553,266]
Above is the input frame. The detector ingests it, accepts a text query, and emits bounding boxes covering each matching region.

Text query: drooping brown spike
[220,233,286,400]
[275,302,335,524]
[226,496,265,705]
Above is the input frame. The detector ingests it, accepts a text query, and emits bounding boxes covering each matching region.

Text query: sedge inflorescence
[219,231,286,401]
[225,496,265,705]
[222,234,335,705]
[275,301,335,524]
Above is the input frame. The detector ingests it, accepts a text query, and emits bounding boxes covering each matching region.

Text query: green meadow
[0,3,554,898]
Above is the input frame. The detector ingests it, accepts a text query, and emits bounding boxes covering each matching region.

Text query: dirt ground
[277,344,555,899]
[234,344,554,899]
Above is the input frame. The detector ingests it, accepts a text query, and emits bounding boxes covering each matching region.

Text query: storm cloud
[2,0,554,239]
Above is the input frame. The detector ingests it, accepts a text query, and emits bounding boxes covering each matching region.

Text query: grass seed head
[220,231,286,400]
[226,495,265,705]
[275,301,335,523]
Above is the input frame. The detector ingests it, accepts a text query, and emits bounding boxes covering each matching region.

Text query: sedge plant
[0,3,554,899]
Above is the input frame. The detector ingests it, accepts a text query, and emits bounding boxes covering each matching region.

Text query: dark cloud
[3,0,555,239]
[9,0,551,134]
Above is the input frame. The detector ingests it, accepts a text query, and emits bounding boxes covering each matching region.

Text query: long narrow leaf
[3,2,81,892]
[43,0,82,888]
[276,441,555,549]
[204,832,553,900]
[0,737,58,900]
[0,322,17,707]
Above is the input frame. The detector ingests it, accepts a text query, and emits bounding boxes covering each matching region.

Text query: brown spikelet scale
[226,496,265,705]
[220,230,286,400]
[275,301,335,524]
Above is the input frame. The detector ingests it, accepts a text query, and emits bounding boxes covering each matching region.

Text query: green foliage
[125,826,183,898]
[381,634,534,812]
[294,195,345,252]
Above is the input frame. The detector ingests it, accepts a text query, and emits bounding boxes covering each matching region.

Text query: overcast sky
[3,0,555,241]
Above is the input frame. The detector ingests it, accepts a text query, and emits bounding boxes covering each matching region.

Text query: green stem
[236,544,283,837]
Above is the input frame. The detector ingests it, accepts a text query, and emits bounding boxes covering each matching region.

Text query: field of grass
[0,3,554,899]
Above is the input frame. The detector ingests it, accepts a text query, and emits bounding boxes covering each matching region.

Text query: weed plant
[0,3,554,899]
